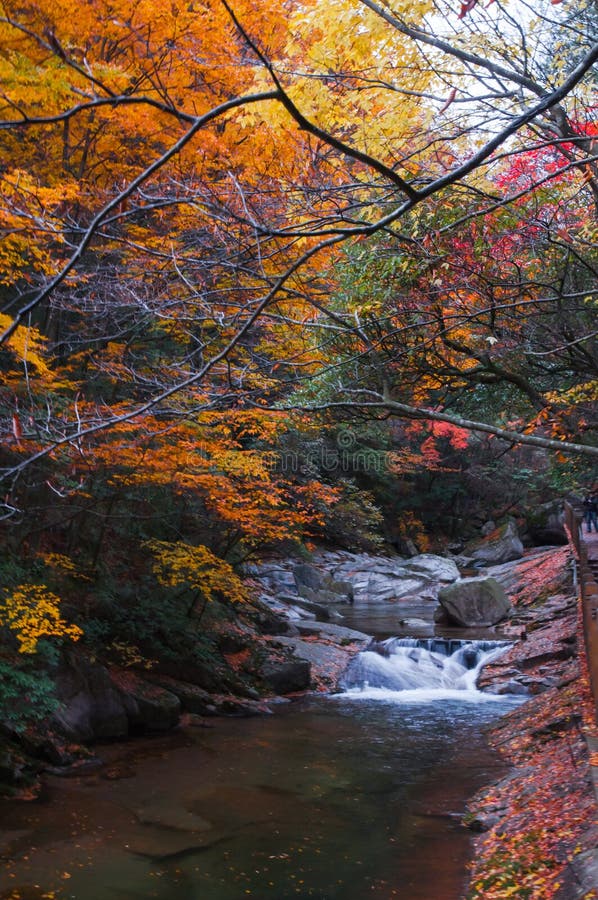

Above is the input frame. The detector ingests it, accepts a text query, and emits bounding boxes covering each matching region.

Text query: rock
[297,585,351,606]
[293,563,324,591]
[447,541,464,554]
[293,564,353,603]
[52,650,131,741]
[271,622,370,691]
[259,659,311,694]
[487,680,531,696]
[0,743,40,789]
[555,847,598,900]
[467,812,503,832]
[284,596,343,621]
[51,652,184,741]
[451,554,476,570]
[402,554,460,583]
[0,747,26,785]
[437,576,513,627]
[253,610,297,635]
[294,621,370,644]
[327,579,355,601]
[365,573,427,600]
[43,756,104,777]
[468,520,524,565]
[181,713,214,728]
[217,630,252,654]
[210,696,272,716]
[142,674,217,715]
[110,671,181,732]
[398,617,432,630]
[433,604,450,625]
[256,567,297,594]
[275,593,318,621]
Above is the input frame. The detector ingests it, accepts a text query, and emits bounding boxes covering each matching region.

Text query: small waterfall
[339,638,509,703]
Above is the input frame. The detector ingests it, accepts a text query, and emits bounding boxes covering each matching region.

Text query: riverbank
[464,546,598,900]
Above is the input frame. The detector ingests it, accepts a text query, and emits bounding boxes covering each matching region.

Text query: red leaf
[458,0,478,18]
[438,88,457,115]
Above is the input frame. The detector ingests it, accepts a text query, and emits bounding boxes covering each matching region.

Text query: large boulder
[293,563,324,591]
[297,584,352,606]
[110,671,181,732]
[259,659,311,693]
[272,623,370,691]
[143,674,217,715]
[437,576,513,627]
[52,651,130,741]
[468,520,524,566]
[52,651,182,741]
[364,572,428,601]
[294,564,354,603]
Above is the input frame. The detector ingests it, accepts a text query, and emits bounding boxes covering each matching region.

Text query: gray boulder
[114,675,181,732]
[294,564,354,602]
[260,659,311,693]
[402,554,460,583]
[285,595,343,621]
[364,572,427,600]
[327,579,355,601]
[437,576,512,627]
[293,563,324,591]
[468,520,524,565]
[297,584,351,606]
[143,674,217,715]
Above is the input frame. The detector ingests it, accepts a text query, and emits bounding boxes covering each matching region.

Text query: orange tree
[0,0,596,567]
[0,0,596,458]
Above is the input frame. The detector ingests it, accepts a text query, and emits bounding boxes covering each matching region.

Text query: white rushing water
[339,638,509,704]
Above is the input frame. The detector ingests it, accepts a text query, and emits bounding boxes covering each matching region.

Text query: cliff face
[465,547,598,900]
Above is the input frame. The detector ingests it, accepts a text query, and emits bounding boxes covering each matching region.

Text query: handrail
[564,500,598,725]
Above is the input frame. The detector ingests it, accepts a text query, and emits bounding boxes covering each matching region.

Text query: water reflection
[0,689,519,900]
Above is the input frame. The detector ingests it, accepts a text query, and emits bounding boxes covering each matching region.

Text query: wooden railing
[564,500,598,724]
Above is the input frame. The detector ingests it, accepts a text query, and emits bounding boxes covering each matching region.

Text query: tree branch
[282,398,598,457]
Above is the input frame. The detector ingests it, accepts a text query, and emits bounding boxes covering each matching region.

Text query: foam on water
[339,637,509,704]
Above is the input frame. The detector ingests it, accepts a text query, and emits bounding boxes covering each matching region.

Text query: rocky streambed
[247,542,568,695]
[1,529,567,795]
[0,539,533,900]
[3,533,597,900]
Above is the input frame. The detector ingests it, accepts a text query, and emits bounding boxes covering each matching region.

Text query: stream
[0,622,522,900]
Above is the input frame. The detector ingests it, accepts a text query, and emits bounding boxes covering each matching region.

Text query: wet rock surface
[478,592,578,696]
[246,548,468,691]
[249,548,460,618]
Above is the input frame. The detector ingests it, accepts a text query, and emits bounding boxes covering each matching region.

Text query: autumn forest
[0,0,597,897]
